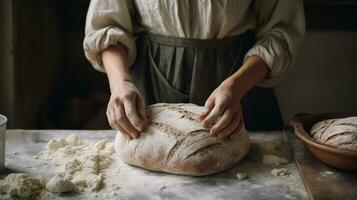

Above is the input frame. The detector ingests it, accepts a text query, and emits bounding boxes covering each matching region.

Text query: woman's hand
[101,44,147,140]
[107,80,147,140]
[200,56,270,140]
[199,80,243,140]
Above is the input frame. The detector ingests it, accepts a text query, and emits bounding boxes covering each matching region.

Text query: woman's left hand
[199,56,270,139]
[199,79,243,140]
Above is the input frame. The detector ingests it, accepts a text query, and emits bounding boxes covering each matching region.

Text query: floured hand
[200,80,243,140]
[107,80,147,140]
[199,56,271,139]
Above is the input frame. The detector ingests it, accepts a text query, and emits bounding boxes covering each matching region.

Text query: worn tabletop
[287,130,357,200]
[1,130,307,200]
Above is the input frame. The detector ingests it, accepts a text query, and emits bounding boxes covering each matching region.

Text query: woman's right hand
[106,80,147,140]
[101,43,147,140]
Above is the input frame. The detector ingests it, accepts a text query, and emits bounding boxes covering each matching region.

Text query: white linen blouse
[83,0,305,86]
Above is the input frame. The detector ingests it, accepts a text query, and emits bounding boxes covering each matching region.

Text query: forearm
[101,44,131,92]
[228,56,270,98]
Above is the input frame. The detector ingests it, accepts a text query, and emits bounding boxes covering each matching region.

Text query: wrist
[225,75,245,99]
[109,77,133,93]
[227,56,270,98]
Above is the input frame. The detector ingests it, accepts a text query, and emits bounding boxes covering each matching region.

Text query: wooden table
[287,131,357,200]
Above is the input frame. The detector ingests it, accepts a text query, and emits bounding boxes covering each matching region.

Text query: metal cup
[0,114,7,171]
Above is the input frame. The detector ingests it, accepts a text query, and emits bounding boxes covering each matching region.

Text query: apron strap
[145,31,255,49]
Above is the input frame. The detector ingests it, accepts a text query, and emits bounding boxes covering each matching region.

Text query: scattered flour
[0,173,45,198]
[46,174,75,193]
[0,132,307,199]
[0,135,116,198]
[321,171,334,177]
[262,154,289,166]
[271,168,290,177]
[236,173,248,180]
[261,143,277,154]
[39,134,115,192]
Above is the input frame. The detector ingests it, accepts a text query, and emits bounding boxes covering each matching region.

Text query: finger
[217,113,240,140]
[226,116,244,140]
[136,94,148,122]
[115,104,139,139]
[234,115,244,136]
[123,95,144,132]
[228,107,244,138]
[115,123,133,140]
[210,109,233,136]
[107,109,116,129]
[108,109,132,140]
[203,101,226,128]
[199,96,215,120]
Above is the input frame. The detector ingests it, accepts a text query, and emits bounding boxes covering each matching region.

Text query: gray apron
[129,32,283,131]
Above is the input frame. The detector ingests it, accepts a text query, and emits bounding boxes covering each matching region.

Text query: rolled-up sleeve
[83,0,136,72]
[244,0,305,87]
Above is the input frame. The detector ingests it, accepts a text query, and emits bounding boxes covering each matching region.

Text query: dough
[46,174,75,193]
[271,168,290,177]
[311,117,357,151]
[236,173,248,180]
[262,154,289,166]
[114,103,251,176]
[0,173,44,198]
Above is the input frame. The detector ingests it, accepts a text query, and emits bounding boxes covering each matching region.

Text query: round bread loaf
[310,117,357,151]
[114,103,251,176]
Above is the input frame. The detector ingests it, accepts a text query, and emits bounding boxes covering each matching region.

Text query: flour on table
[236,172,248,180]
[39,134,115,192]
[46,174,75,193]
[0,173,45,198]
[271,168,290,177]
[262,154,289,166]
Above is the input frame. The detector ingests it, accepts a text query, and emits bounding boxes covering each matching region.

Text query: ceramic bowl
[290,113,357,171]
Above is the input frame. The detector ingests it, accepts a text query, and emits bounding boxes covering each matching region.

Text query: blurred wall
[0,0,109,129]
[0,0,15,127]
[276,31,357,124]
[11,0,60,128]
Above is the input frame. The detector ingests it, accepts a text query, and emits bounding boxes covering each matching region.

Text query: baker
[84,0,305,140]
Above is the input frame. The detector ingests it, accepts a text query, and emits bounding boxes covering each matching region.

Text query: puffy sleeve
[83,0,136,72]
[244,0,306,87]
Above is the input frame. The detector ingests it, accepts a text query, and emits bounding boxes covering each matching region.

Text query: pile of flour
[0,134,116,198]
[0,173,45,198]
[39,134,115,192]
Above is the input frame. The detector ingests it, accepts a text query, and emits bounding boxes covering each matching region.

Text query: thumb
[123,95,143,132]
[136,94,148,127]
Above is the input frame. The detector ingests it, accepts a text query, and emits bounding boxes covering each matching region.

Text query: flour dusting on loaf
[310,117,357,151]
[114,103,251,176]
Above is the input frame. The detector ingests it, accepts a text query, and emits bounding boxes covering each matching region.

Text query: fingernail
[210,128,216,135]
[138,124,144,132]
[205,122,213,129]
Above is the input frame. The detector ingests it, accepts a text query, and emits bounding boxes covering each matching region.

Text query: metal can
[0,114,7,171]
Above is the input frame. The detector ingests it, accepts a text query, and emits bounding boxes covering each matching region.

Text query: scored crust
[114,103,251,176]
[310,117,357,151]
